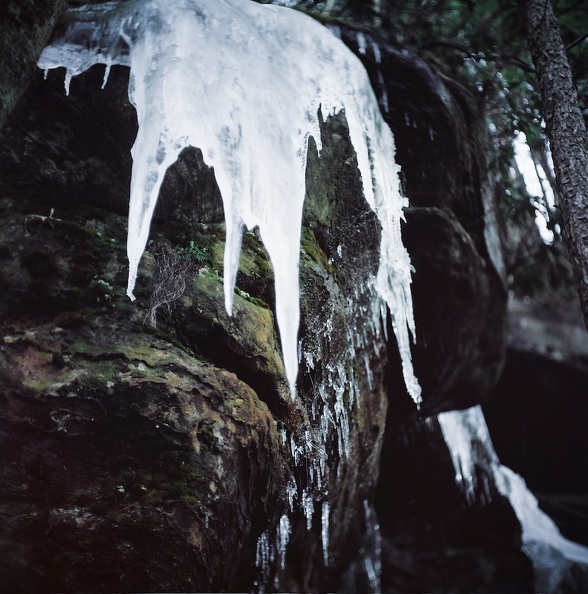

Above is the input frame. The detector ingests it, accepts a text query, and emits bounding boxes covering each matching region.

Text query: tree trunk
[521,0,588,329]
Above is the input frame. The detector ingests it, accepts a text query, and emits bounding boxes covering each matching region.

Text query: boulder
[485,297,588,547]
[0,54,387,591]
[0,0,66,130]
[0,8,540,594]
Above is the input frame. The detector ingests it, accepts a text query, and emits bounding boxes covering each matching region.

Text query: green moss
[148,224,277,313]
[300,227,336,275]
[146,325,193,356]
[239,230,273,274]
[247,295,270,309]
[126,466,207,507]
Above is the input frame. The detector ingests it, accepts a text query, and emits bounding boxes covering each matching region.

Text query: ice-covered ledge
[38,0,421,403]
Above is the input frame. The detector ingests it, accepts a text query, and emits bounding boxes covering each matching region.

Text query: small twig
[566,32,588,52]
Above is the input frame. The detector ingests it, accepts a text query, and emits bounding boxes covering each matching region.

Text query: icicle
[371,40,382,64]
[356,32,367,55]
[304,350,315,371]
[362,500,382,593]
[438,406,489,502]
[363,351,374,389]
[290,433,302,465]
[64,68,73,96]
[328,24,342,39]
[255,530,271,590]
[302,489,314,530]
[377,70,390,114]
[286,478,297,511]
[277,514,291,570]
[38,0,421,401]
[101,60,112,89]
[321,500,330,566]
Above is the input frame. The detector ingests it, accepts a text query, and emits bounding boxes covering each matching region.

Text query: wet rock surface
[375,414,533,593]
[341,27,536,593]
[338,25,508,416]
[0,48,387,591]
[0,8,558,594]
[485,297,588,548]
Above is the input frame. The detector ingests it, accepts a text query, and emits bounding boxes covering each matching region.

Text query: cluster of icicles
[257,277,388,588]
[38,1,588,591]
[38,0,421,404]
[38,0,420,589]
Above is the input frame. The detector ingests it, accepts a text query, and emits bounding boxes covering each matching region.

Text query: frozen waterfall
[38,0,421,403]
[438,405,588,591]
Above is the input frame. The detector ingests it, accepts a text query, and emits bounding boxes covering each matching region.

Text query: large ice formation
[38,0,421,403]
[438,405,588,591]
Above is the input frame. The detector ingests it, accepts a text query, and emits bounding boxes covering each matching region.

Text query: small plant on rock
[174,240,207,264]
[147,238,207,326]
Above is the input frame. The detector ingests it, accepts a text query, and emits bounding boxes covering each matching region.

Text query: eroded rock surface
[485,297,588,548]
[339,27,534,593]
[0,8,541,594]
[0,48,387,591]
[0,0,66,129]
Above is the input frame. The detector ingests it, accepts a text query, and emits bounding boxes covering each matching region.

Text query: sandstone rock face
[0,8,532,594]
[0,198,289,592]
[485,297,588,547]
[0,52,387,591]
[0,0,66,130]
[337,27,534,593]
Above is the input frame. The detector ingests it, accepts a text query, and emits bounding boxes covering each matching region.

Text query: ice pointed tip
[224,291,234,317]
[127,262,139,301]
[223,277,235,318]
[126,275,137,301]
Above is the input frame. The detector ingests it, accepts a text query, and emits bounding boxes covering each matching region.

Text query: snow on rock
[438,405,588,590]
[38,0,420,403]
